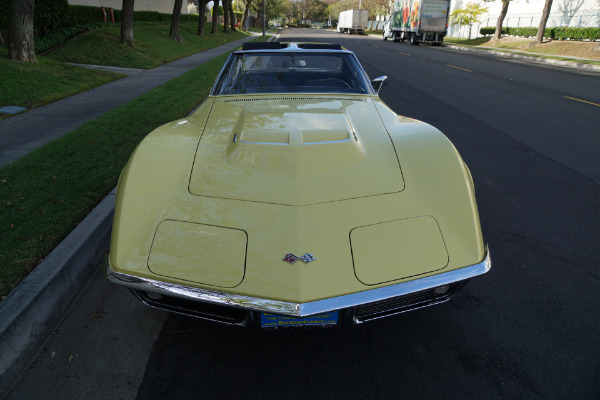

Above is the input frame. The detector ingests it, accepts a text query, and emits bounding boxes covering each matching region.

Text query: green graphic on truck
[384,0,449,45]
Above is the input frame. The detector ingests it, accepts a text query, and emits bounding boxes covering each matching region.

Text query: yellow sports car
[105,42,490,328]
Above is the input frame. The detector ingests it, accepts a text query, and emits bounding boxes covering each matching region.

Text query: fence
[449,13,599,39]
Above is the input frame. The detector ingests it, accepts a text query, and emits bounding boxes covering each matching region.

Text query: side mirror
[371,76,387,94]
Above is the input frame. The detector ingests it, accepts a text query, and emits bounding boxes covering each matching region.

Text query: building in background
[446,0,600,38]
[67,0,198,15]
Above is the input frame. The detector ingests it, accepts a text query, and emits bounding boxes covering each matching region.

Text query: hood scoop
[189,97,404,206]
[237,111,353,145]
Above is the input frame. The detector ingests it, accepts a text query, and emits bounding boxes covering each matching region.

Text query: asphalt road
[4,29,599,399]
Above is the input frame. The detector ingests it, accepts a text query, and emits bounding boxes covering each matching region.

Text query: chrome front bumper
[105,250,491,326]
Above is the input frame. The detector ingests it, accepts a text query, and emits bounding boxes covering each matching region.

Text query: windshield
[212,52,372,95]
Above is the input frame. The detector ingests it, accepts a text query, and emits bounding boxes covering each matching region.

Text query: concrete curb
[445,44,600,71]
[0,189,115,395]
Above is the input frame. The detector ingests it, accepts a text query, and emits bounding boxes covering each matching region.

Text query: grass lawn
[0,33,269,299]
[45,23,250,69]
[445,36,600,63]
[0,47,123,115]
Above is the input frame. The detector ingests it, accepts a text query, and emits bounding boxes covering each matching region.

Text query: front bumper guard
[105,250,491,322]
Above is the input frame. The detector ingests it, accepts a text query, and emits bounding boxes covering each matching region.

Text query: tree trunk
[169,0,184,41]
[241,0,251,31]
[7,0,37,63]
[121,0,135,47]
[223,0,230,33]
[493,0,510,41]
[0,27,7,45]
[211,0,219,35]
[533,0,553,45]
[254,9,261,29]
[197,0,208,35]
[228,0,237,32]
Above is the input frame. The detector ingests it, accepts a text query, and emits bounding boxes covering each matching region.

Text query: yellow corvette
[105,42,490,328]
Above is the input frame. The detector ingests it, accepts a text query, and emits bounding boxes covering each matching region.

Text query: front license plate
[260,311,339,328]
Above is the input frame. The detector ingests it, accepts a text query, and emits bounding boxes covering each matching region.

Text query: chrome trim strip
[105,250,490,318]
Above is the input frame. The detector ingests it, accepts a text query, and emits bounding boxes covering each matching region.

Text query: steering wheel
[316,78,352,88]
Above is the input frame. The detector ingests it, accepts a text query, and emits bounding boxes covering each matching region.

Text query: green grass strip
[0,47,123,112]
[0,36,270,298]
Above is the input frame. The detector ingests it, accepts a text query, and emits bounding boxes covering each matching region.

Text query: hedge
[35,22,107,53]
[34,0,73,35]
[554,27,600,40]
[480,26,600,41]
[0,0,75,36]
[71,5,107,25]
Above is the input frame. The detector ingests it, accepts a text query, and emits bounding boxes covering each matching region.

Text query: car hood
[189,96,404,206]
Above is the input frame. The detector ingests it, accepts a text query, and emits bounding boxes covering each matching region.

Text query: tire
[383,32,387,41]
[410,33,419,45]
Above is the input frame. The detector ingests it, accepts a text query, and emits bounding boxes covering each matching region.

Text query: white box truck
[337,9,369,35]
[382,0,450,45]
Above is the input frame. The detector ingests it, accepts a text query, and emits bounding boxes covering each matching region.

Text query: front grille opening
[354,281,467,323]
[132,289,248,326]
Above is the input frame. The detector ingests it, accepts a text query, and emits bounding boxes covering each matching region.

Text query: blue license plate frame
[260,311,339,328]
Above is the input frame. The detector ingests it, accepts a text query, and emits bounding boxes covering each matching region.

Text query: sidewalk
[0,35,257,168]
[0,34,261,396]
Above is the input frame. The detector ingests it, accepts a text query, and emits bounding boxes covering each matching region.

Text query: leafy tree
[325,4,339,23]
[305,0,327,21]
[362,0,391,27]
[493,0,510,40]
[270,0,290,22]
[286,0,299,24]
[170,0,184,41]
[450,2,488,39]
[324,0,388,28]
[248,0,287,28]
[533,0,553,45]
[121,0,135,47]
[7,0,37,63]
